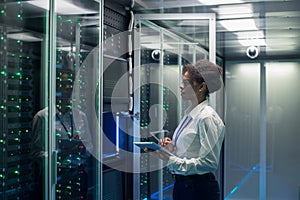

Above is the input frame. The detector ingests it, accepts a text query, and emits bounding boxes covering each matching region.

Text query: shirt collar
[187,100,208,119]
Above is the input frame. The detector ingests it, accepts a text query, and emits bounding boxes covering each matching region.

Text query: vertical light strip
[48,0,57,199]
[42,3,50,200]
[158,28,164,200]
[209,13,216,64]
[116,115,120,152]
[209,13,217,110]
[97,1,104,200]
[177,40,182,121]
[260,63,267,200]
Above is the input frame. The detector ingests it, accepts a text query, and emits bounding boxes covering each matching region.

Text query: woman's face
[180,71,198,101]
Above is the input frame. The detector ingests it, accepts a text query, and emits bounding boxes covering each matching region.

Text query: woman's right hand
[159,137,174,153]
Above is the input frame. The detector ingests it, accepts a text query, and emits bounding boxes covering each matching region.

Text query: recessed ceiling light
[27,0,98,15]
[220,19,257,31]
[198,0,243,6]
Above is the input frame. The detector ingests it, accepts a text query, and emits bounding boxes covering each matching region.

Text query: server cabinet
[0,1,50,199]
[0,0,104,199]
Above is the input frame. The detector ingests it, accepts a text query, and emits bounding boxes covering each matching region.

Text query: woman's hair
[182,59,223,96]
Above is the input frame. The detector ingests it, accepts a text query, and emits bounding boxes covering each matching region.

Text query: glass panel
[0,1,49,199]
[224,62,260,199]
[138,21,162,199]
[266,62,300,200]
[55,1,100,199]
[136,18,211,200]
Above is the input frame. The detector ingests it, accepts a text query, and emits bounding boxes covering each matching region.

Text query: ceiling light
[198,0,243,6]
[213,4,253,15]
[236,31,265,40]
[237,31,266,46]
[212,4,254,19]
[27,0,98,15]
[239,38,266,47]
[220,19,257,31]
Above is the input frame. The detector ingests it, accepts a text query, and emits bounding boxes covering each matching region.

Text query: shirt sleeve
[167,116,224,175]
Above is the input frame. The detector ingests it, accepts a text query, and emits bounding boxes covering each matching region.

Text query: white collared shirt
[168,100,225,175]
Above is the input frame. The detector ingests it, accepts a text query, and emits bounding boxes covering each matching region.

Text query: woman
[156,60,225,200]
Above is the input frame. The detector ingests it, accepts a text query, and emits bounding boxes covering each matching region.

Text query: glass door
[0,1,50,199]
[53,1,102,199]
[133,13,218,200]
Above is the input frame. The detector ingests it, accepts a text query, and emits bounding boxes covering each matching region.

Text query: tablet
[134,141,173,156]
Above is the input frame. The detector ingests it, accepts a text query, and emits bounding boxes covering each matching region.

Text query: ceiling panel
[133,0,300,60]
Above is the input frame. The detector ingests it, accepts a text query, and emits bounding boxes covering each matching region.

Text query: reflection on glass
[54,1,100,199]
[0,0,101,199]
[0,1,49,199]
[137,19,210,200]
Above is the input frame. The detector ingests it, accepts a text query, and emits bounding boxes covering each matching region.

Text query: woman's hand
[159,137,174,153]
[143,137,174,162]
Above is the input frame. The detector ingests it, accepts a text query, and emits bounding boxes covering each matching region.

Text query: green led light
[57,15,62,20]
[17,40,20,43]
[0,174,3,178]
[66,186,71,189]
[17,14,21,18]
[0,140,3,143]
[0,10,5,14]
[65,19,72,23]
[1,71,6,75]
[14,138,20,141]
[56,133,61,137]
[17,1,21,4]
[11,54,15,57]
[0,36,4,40]
[14,170,20,174]
[0,106,5,109]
